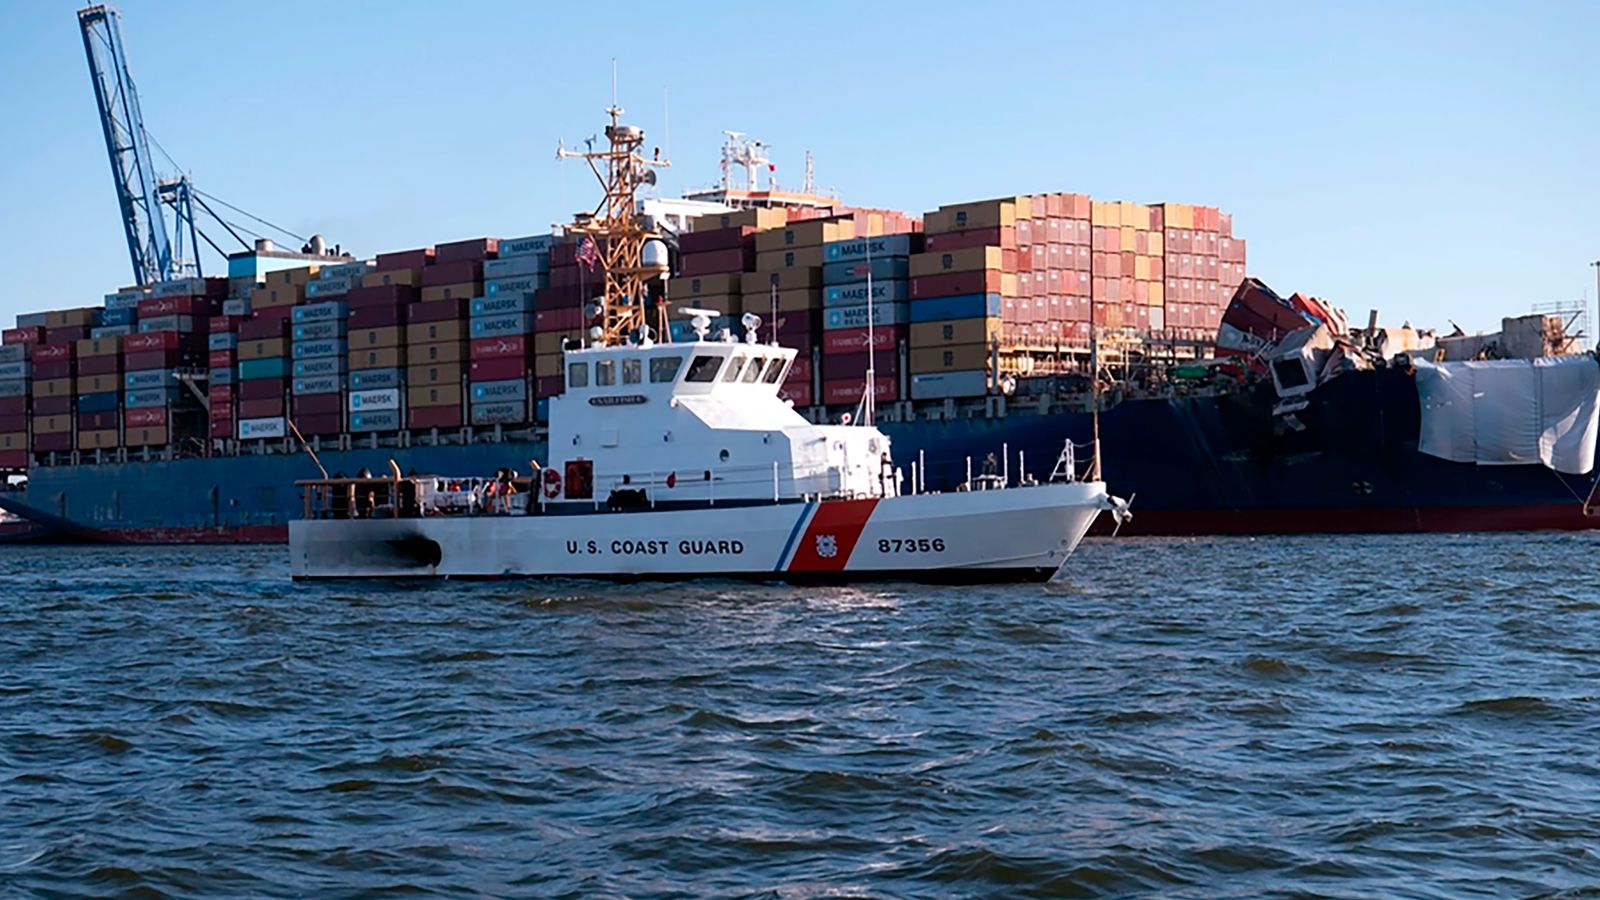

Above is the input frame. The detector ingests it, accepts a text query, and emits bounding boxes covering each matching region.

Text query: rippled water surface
[3,536,1600,897]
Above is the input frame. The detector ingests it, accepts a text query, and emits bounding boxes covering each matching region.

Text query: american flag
[575,236,600,271]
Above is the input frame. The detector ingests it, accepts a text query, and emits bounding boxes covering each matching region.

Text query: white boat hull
[289,482,1111,582]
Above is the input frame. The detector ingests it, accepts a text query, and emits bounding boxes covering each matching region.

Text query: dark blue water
[2,536,1599,897]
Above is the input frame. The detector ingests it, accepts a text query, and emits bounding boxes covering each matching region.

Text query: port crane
[77,5,311,284]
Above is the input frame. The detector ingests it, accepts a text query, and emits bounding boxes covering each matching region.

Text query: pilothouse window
[622,358,641,384]
[567,362,589,388]
[595,360,616,386]
[685,355,722,383]
[650,356,684,383]
[763,358,789,384]
[722,355,747,382]
[742,357,765,383]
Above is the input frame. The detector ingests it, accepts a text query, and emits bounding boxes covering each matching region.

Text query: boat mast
[557,70,671,346]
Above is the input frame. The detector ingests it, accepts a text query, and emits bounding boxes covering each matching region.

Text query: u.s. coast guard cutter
[288,102,1124,582]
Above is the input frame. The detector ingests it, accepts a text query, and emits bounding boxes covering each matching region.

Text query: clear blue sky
[0,1,1594,334]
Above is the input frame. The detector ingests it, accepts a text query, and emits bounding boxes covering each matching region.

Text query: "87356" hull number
[878,537,946,554]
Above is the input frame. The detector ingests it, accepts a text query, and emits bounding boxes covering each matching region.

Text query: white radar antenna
[719,131,774,192]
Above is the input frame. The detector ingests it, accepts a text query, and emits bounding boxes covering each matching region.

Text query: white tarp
[1413,356,1600,474]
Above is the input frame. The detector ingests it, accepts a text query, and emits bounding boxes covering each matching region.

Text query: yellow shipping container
[692,207,787,233]
[125,425,168,447]
[0,432,28,451]
[79,373,121,394]
[753,246,825,271]
[1134,257,1151,281]
[78,428,119,450]
[741,267,824,292]
[250,283,304,309]
[350,326,402,350]
[419,282,477,302]
[1159,203,1193,229]
[405,320,465,344]
[349,347,406,370]
[533,331,583,356]
[46,309,95,329]
[909,246,1005,279]
[1119,201,1150,231]
[237,338,288,361]
[406,362,462,387]
[267,267,317,286]
[33,414,71,434]
[534,353,563,378]
[753,219,855,255]
[1146,230,1164,257]
[740,288,819,314]
[672,273,742,297]
[361,268,422,288]
[1149,280,1165,306]
[1090,201,1122,228]
[408,383,463,409]
[910,318,1002,348]
[32,378,73,399]
[909,343,991,375]
[407,340,465,365]
[1120,226,1137,252]
[999,272,1019,298]
[76,337,121,358]
[925,199,1016,233]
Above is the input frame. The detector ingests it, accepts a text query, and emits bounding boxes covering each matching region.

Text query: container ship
[2,9,1596,543]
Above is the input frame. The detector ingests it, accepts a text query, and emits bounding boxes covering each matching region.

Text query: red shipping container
[549,242,578,267]
[33,433,72,452]
[125,407,168,428]
[208,383,233,401]
[0,397,26,416]
[78,355,122,376]
[679,247,754,277]
[822,325,905,355]
[137,295,207,318]
[35,341,75,362]
[238,380,284,402]
[125,349,191,371]
[3,327,46,346]
[0,413,27,432]
[348,305,407,329]
[209,315,242,334]
[469,357,527,382]
[124,332,182,353]
[34,397,71,416]
[435,237,498,264]
[532,375,564,399]
[210,404,234,423]
[420,259,483,287]
[238,397,285,418]
[679,226,756,254]
[346,284,418,309]
[210,418,233,439]
[910,271,1004,300]
[296,412,343,435]
[410,299,468,324]
[49,326,89,343]
[778,378,811,408]
[786,354,813,383]
[34,360,73,379]
[239,316,290,340]
[253,305,295,322]
[923,226,1016,253]
[534,307,583,332]
[409,406,464,429]
[822,351,900,381]
[471,335,528,359]
[0,449,27,468]
[1014,219,1033,247]
[375,248,434,271]
[208,349,235,369]
[292,394,342,416]
[822,377,897,406]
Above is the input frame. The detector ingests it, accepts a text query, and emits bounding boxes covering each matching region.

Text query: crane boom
[78,4,187,284]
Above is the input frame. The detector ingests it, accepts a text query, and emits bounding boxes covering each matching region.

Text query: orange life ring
[542,468,562,499]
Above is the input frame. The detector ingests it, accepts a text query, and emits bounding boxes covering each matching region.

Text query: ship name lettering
[612,539,671,555]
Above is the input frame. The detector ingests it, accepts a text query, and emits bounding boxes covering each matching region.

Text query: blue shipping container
[498,234,558,257]
[292,339,347,361]
[350,368,403,391]
[910,371,989,400]
[823,256,910,286]
[124,369,168,390]
[823,233,915,264]
[292,301,346,325]
[77,391,120,413]
[908,293,1003,324]
[471,294,535,317]
[210,367,234,386]
[208,332,238,351]
[484,255,549,279]
[470,379,527,403]
[484,275,545,298]
[824,303,908,331]
[824,280,909,308]
[91,324,134,339]
[293,320,348,342]
[125,387,180,408]
[238,358,291,380]
[100,307,138,326]
[350,410,403,433]
[469,314,534,338]
[293,357,347,378]
[293,375,344,396]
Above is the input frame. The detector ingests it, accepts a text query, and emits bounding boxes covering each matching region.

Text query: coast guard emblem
[815,534,838,558]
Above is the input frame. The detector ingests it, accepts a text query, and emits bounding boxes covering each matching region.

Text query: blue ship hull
[12,368,1600,541]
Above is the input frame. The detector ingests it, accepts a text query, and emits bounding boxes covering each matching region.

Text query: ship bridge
[549,336,895,507]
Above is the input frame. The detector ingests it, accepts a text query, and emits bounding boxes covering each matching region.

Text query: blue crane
[78,4,203,284]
